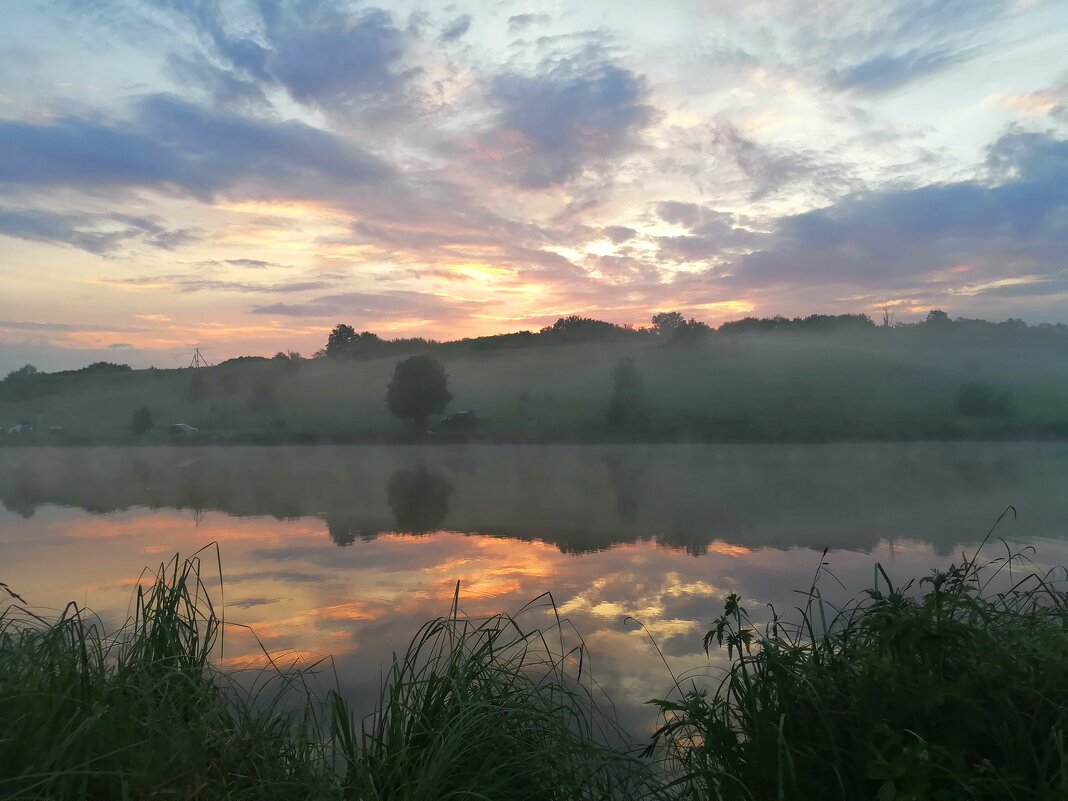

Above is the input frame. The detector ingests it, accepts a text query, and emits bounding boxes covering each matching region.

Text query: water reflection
[2,443,1067,734]
[387,468,453,533]
[1,444,1065,553]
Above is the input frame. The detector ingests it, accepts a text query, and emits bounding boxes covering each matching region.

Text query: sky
[1,0,1066,372]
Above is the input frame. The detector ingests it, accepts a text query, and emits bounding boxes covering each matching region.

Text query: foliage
[338,586,654,801]
[77,361,132,374]
[647,526,1068,800]
[651,312,710,344]
[130,405,153,437]
[0,551,337,800]
[953,380,1014,417]
[386,355,452,433]
[540,316,637,343]
[326,323,358,356]
[2,364,38,383]
[719,313,875,335]
[606,356,648,433]
[0,553,652,801]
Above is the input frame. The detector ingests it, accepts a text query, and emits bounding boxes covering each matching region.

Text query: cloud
[654,201,758,261]
[439,15,472,43]
[482,50,657,187]
[0,320,149,333]
[829,48,971,94]
[812,0,1011,94]
[602,226,637,243]
[0,94,392,199]
[263,7,411,109]
[250,290,485,323]
[508,13,551,33]
[728,130,1068,297]
[712,120,854,200]
[224,258,285,269]
[0,208,195,254]
[98,274,335,294]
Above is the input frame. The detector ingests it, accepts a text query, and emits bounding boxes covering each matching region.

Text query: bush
[647,525,1068,800]
[953,381,1014,417]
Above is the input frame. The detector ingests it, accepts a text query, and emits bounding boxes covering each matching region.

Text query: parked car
[438,410,478,432]
[168,423,199,435]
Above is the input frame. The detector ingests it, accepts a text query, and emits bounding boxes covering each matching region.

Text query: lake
[2,443,1067,734]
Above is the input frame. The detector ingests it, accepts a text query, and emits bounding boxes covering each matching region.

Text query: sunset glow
[1,1,1065,373]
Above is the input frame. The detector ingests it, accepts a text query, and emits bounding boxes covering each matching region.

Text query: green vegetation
[386,354,453,434]
[0,552,648,801]
[3,535,1067,800]
[2,312,1067,445]
[647,523,1068,799]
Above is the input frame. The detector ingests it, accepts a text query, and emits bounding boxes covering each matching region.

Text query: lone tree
[130,406,153,438]
[386,355,452,434]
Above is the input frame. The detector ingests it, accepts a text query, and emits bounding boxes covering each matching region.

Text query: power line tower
[189,348,212,368]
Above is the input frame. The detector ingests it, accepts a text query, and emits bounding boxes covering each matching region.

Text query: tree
[3,364,38,383]
[130,406,154,438]
[881,304,895,328]
[652,311,710,345]
[386,355,452,433]
[651,311,686,337]
[926,309,951,325]
[326,323,357,356]
[606,356,648,432]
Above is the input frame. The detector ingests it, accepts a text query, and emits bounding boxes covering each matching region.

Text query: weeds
[0,556,649,800]
[647,515,1068,800]
[4,528,1068,800]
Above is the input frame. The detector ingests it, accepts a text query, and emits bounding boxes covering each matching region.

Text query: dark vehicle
[437,410,478,432]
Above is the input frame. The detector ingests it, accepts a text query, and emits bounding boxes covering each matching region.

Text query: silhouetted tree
[926,309,951,325]
[652,311,710,344]
[387,468,453,533]
[606,356,648,432]
[130,406,153,438]
[326,323,357,356]
[651,311,686,336]
[2,364,38,382]
[386,355,452,434]
[189,372,207,402]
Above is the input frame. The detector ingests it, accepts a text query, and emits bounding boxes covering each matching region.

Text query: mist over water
[3,443,1067,733]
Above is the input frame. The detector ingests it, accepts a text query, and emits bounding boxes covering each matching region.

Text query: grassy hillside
[2,324,1068,444]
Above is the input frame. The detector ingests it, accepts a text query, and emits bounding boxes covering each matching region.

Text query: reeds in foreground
[0,554,650,801]
[647,520,1068,800]
[4,523,1068,800]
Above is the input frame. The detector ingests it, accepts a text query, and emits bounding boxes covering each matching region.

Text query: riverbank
[4,332,1067,446]
[2,538,1066,800]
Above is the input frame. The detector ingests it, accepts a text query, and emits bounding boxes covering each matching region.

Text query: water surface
[2,443,1066,733]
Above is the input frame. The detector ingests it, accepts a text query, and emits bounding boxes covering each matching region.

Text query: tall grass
[647,515,1068,800]
[336,584,654,800]
[0,555,650,800]
[5,530,1068,800]
[0,550,335,800]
